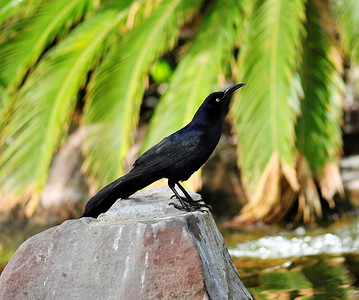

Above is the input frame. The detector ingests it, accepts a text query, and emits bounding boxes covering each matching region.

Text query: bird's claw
[170,194,209,206]
[185,199,212,211]
[169,198,212,212]
[198,203,212,211]
[169,202,195,212]
[170,194,200,201]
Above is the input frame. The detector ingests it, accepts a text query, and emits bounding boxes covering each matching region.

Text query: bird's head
[193,83,246,122]
[221,83,246,101]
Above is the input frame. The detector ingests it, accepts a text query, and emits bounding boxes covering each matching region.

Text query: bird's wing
[133,126,202,170]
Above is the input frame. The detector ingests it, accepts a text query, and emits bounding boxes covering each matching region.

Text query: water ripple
[229,220,359,259]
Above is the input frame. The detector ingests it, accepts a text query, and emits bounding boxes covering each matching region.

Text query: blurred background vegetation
[1,0,359,297]
[0,0,359,228]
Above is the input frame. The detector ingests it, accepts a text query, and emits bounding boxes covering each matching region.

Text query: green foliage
[143,0,248,150]
[296,0,342,173]
[0,0,358,221]
[0,0,94,92]
[332,0,359,64]
[230,0,305,192]
[0,9,122,196]
[0,0,42,29]
[83,0,203,188]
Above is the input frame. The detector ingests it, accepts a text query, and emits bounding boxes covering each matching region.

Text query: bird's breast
[168,126,221,182]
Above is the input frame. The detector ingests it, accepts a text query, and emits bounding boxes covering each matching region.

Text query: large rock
[0,188,252,300]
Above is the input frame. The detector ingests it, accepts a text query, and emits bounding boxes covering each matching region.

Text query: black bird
[81,83,245,218]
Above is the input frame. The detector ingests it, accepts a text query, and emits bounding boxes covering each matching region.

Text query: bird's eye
[215,98,220,102]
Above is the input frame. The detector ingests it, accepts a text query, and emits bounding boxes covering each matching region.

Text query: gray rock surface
[0,188,252,300]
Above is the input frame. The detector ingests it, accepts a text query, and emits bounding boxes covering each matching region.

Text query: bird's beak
[223,83,246,99]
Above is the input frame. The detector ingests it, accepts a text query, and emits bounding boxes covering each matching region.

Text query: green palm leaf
[0,0,18,22]
[0,0,26,28]
[0,0,93,91]
[227,0,305,225]
[297,1,342,172]
[0,10,126,214]
[83,0,202,188]
[140,0,248,192]
[296,0,343,214]
[0,0,41,29]
[98,0,134,11]
[231,0,305,194]
[143,0,248,150]
[331,0,359,64]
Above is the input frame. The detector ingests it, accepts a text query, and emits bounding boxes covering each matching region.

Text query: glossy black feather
[81,83,245,218]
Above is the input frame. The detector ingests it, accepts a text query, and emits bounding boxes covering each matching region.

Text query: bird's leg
[176,182,201,203]
[169,186,195,212]
[175,182,212,211]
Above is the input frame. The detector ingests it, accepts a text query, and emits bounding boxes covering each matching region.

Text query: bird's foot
[198,203,212,211]
[169,197,212,212]
[169,195,211,209]
[169,202,195,212]
[170,194,205,204]
[187,201,212,211]
[169,202,209,213]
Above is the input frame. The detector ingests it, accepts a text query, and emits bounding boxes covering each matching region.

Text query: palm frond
[83,0,202,189]
[296,0,343,219]
[331,0,359,64]
[0,10,125,214]
[228,0,305,226]
[143,0,248,151]
[231,0,305,194]
[0,0,93,91]
[0,0,41,29]
[0,0,18,22]
[99,0,135,11]
[297,0,343,173]
[140,0,248,192]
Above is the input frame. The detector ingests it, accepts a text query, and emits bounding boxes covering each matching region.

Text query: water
[229,222,359,259]
[221,217,359,299]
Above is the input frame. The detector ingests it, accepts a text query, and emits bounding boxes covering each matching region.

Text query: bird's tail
[80,169,161,218]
